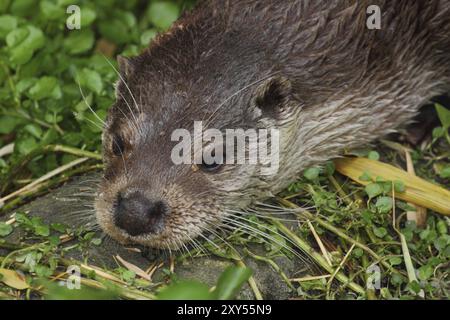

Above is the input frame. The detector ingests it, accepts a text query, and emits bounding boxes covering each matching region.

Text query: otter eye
[200,160,223,172]
[199,149,225,173]
[112,135,125,156]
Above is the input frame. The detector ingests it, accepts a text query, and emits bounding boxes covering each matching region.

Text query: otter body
[95,0,450,249]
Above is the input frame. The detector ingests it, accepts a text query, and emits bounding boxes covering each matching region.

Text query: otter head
[95,48,301,249]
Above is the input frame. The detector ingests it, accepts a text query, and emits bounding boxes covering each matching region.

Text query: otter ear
[117,56,135,79]
[252,75,293,118]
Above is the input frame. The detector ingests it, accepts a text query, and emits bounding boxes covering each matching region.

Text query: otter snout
[114,191,169,236]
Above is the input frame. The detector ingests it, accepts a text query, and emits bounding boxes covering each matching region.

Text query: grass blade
[334,157,450,216]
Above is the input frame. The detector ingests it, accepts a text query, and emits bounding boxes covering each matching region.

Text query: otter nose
[114,192,169,236]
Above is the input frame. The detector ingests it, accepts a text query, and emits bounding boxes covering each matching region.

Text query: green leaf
[64,29,95,54]
[157,281,212,300]
[0,0,11,13]
[16,77,37,94]
[373,226,388,238]
[304,167,320,181]
[438,166,450,179]
[394,180,406,193]
[44,112,63,124]
[435,103,450,130]
[28,76,61,100]
[368,151,380,161]
[41,128,59,145]
[6,25,45,65]
[420,229,437,242]
[76,68,103,94]
[147,1,179,30]
[365,183,383,198]
[140,29,158,45]
[121,44,139,57]
[375,196,393,213]
[0,222,13,237]
[380,287,393,299]
[432,127,444,139]
[325,162,335,176]
[119,11,137,29]
[91,238,102,246]
[48,235,61,246]
[34,224,50,237]
[0,15,18,38]
[359,171,372,181]
[35,265,53,277]
[388,257,403,266]
[40,0,65,20]
[24,124,43,138]
[213,266,252,300]
[61,132,83,145]
[83,232,96,241]
[443,246,450,258]
[6,27,29,47]
[50,223,67,233]
[361,210,373,224]
[352,247,364,258]
[436,220,448,235]
[16,136,38,155]
[391,273,405,285]
[434,235,449,252]
[120,269,136,282]
[380,181,392,194]
[80,7,97,27]
[15,212,31,226]
[417,265,433,281]
[82,109,106,133]
[10,0,37,17]
[0,116,23,134]
[98,19,130,45]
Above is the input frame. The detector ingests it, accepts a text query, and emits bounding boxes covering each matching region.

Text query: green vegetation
[0,0,449,300]
[0,0,195,186]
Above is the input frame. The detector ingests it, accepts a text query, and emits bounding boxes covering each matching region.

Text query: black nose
[114,192,169,236]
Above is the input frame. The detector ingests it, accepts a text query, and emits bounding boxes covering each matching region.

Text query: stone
[1,174,307,299]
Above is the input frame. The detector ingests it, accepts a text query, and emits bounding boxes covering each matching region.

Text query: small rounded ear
[117,55,135,79]
[252,75,293,118]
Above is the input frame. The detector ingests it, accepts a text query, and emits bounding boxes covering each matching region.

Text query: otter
[95,0,450,249]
